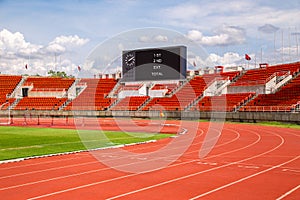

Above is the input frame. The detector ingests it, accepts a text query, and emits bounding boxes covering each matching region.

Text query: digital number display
[122,46,186,82]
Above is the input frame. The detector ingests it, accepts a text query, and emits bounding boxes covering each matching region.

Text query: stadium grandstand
[0,60,300,123]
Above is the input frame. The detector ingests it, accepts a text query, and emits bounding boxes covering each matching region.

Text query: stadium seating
[111,96,149,111]
[14,97,68,110]
[24,77,75,91]
[241,75,300,112]
[220,71,241,81]
[232,62,300,86]
[65,78,117,111]
[150,83,178,95]
[143,76,208,111]
[1,61,299,113]
[0,75,22,110]
[191,93,255,112]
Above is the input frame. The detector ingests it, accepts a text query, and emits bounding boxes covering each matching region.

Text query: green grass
[195,119,300,129]
[0,126,173,161]
[248,121,300,129]
[214,120,300,129]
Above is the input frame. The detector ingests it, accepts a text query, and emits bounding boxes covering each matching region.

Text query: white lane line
[282,168,300,173]
[26,159,199,200]
[190,155,300,200]
[26,128,250,199]
[1,159,201,191]
[276,184,300,200]
[106,132,284,200]
[2,127,244,195]
[237,165,259,169]
[0,153,91,171]
[5,127,234,191]
[0,160,99,180]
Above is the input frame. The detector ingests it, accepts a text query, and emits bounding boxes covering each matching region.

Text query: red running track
[0,120,299,199]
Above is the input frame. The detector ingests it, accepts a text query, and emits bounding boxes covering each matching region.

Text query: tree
[47,70,74,78]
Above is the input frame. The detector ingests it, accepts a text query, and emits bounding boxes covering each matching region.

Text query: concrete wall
[227,85,265,94]
[1,110,299,124]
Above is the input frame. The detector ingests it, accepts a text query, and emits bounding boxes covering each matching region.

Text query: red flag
[25,64,28,69]
[245,54,251,61]
[77,66,81,71]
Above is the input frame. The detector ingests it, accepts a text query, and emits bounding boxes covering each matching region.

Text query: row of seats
[0,75,22,110]
[150,83,178,95]
[24,77,75,91]
[191,93,255,112]
[232,62,300,86]
[65,78,117,111]
[111,96,149,111]
[143,76,208,111]
[14,97,68,110]
[241,74,300,112]
[0,62,299,112]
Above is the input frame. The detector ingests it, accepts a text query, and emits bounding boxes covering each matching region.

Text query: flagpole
[288,27,291,62]
[296,26,299,58]
[281,29,284,63]
[54,53,57,72]
[254,54,256,69]
[274,31,276,65]
[260,47,263,64]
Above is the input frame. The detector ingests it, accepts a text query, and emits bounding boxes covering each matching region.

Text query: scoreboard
[122,46,186,82]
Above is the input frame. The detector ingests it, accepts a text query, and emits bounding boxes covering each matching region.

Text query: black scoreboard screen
[122,46,186,82]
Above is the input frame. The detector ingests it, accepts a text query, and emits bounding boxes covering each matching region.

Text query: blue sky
[0,0,299,76]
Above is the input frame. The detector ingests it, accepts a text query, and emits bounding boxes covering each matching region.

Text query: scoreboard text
[122,46,186,82]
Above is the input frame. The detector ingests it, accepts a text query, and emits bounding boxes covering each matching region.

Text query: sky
[0,0,300,77]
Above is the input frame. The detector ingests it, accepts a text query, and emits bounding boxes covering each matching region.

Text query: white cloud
[50,35,89,47]
[46,43,66,54]
[139,36,150,43]
[0,29,29,50]
[139,35,168,43]
[206,52,243,67]
[161,0,300,33]
[0,29,89,76]
[153,35,168,42]
[188,51,245,69]
[0,29,42,57]
[186,25,245,46]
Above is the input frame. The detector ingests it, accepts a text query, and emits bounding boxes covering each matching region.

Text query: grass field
[0,126,173,161]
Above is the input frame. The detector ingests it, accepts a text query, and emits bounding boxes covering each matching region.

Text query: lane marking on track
[25,128,250,199]
[237,165,259,169]
[197,162,218,166]
[276,184,300,200]
[2,127,248,197]
[26,159,200,200]
[0,160,99,180]
[0,154,92,171]
[282,168,300,173]
[190,155,300,199]
[103,131,283,200]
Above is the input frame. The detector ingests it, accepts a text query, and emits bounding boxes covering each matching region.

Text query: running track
[0,119,299,199]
